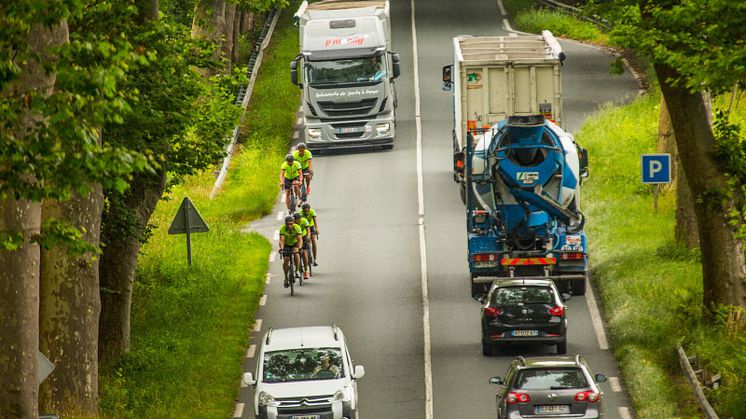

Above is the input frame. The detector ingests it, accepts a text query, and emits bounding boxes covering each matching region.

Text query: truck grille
[318,98,377,117]
[276,395,333,415]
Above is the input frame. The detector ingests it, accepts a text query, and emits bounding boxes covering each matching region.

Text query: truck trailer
[292,0,400,151]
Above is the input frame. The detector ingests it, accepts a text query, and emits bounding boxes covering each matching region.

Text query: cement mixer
[465,114,589,297]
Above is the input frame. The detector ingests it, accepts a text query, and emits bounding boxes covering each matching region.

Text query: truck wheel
[571,277,586,296]
[556,339,567,355]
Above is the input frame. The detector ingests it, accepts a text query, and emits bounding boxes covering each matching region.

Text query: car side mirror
[442,65,453,91]
[353,365,366,379]
[290,59,300,87]
[391,53,401,79]
[595,373,608,383]
[561,293,572,302]
[578,146,589,179]
[489,376,503,385]
[475,294,486,304]
[242,372,256,387]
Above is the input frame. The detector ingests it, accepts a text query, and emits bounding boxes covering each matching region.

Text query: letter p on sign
[641,154,671,184]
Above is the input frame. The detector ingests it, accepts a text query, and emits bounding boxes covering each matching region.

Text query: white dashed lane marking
[259,295,267,306]
[296,117,302,125]
[246,344,256,359]
[619,407,632,419]
[266,273,272,284]
[276,211,283,221]
[233,402,244,418]
[269,252,276,263]
[253,319,262,332]
[293,131,299,140]
[609,376,622,392]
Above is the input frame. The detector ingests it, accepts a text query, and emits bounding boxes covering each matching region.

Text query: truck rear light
[484,307,502,318]
[455,159,465,170]
[548,306,564,316]
[560,252,584,260]
[473,253,498,262]
[574,390,600,402]
[506,392,531,404]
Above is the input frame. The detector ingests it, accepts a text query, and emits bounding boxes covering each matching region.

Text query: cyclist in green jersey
[293,212,311,279]
[280,154,303,211]
[279,215,303,287]
[301,202,318,265]
[292,143,313,195]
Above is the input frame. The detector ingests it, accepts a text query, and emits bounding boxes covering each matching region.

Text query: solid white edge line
[410,2,433,418]
[618,407,632,419]
[253,319,262,332]
[247,344,257,359]
[502,18,514,33]
[234,402,244,418]
[497,0,507,16]
[609,376,622,392]
[585,282,610,350]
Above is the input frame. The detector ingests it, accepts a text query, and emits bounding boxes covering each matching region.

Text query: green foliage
[606,0,746,95]
[514,9,609,45]
[578,92,746,417]
[712,109,746,238]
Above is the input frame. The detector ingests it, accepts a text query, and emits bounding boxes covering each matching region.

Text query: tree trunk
[658,97,676,193]
[232,7,242,64]
[99,172,166,361]
[39,185,103,414]
[192,0,227,75]
[223,3,236,72]
[655,62,746,308]
[0,20,68,417]
[240,10,255,35]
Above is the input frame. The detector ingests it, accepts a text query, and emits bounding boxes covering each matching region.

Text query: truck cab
[292,0,400,151]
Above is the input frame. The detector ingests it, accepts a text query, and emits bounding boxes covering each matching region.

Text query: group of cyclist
[278,143,319,287]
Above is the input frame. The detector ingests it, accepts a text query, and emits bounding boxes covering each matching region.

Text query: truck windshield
[306,56,385,86]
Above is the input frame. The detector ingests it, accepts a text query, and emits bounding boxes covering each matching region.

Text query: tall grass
[504,1,609,46]
[578,92,746,417]
[99,7,300,417]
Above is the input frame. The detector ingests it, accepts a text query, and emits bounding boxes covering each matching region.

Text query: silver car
[490,355,607,418]
[243,326,365,419]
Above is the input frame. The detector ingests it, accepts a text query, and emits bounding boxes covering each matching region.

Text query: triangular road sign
[38,351,54,384]
[168,197,209,235]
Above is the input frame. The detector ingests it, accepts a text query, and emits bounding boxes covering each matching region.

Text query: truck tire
[571,277,587,296]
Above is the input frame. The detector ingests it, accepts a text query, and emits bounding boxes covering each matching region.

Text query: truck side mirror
[442,65,453,91]
[290,59,300,87]
[391,53,401,79]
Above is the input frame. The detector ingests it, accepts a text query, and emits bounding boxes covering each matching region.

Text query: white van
[242,325,365,419]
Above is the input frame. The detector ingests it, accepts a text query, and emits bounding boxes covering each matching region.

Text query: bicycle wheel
[300,181,307,202]
[307,247,314,277]
[298,253,304,287]
[288,259,295,296]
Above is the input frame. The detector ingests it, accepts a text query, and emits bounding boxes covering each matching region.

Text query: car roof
[516,355,584,368]
[263,326,344,352]
[494,279,557,288]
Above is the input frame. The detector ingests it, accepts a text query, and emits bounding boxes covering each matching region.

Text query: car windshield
[515,368,588,390]
[492,286,553,305]
[306,55,385,86]
[262,347,344,383]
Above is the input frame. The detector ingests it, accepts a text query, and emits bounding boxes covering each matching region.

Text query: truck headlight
[376,123,390,135]
[258,391,280,407]
[306,128,322,140]
[333,386,353,402]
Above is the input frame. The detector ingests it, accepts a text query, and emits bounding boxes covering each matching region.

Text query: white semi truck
[291,0,400,151]
[443,31,566,196]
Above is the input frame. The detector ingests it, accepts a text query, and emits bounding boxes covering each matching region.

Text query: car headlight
[376,123,391,134]
[258,391,280,407]
[307,128,322,139]
[333,387,353,402]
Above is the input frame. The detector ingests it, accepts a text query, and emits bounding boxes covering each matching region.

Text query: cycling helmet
[292,212,302,220]
[284,215,294,223]
[297,142,307,150]
[285,154,294,163]
[301,202,310,209]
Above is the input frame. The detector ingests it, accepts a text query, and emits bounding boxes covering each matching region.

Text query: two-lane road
[238,1,638,417]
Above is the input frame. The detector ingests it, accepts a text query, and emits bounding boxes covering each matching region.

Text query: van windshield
[306,56,385,86]
[262,347,344,383]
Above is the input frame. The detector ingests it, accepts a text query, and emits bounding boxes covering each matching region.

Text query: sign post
[168,197,209,266]
[641,154,672,211]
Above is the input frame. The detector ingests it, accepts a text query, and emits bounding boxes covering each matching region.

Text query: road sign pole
[653,184,659,212]
[186,230,192,267]
[185,198,192,267]
[167,196,209,267]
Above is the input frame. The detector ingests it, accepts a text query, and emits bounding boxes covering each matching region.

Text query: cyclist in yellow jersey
[301,202,318,265]
[292,143,313,195]
[279,154,303,211]
[279,215,303,287]
[293,212,311,279]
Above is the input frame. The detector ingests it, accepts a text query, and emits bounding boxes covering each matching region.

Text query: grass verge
[578,92,746,417]
[99,7,300,417]
[504,0,609,45]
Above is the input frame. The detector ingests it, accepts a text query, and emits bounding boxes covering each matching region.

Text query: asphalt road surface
[237,1,639,418]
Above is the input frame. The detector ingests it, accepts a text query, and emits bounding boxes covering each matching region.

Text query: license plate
[335,127,363,134]
[475,261,498,268]
[512,330,539,337]
[536,405,570,414]
[290,416,320,419]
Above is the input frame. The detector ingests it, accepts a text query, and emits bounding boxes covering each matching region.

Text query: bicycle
[281,248,300,296]
[282,182,299,214]
[300,170,313,203]
[301,238,314,277]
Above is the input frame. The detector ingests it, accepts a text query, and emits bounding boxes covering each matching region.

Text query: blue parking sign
[641,154,671,184]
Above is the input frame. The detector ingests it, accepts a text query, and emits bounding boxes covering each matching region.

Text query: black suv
[481,279,570,356]
[490,355,607,418]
